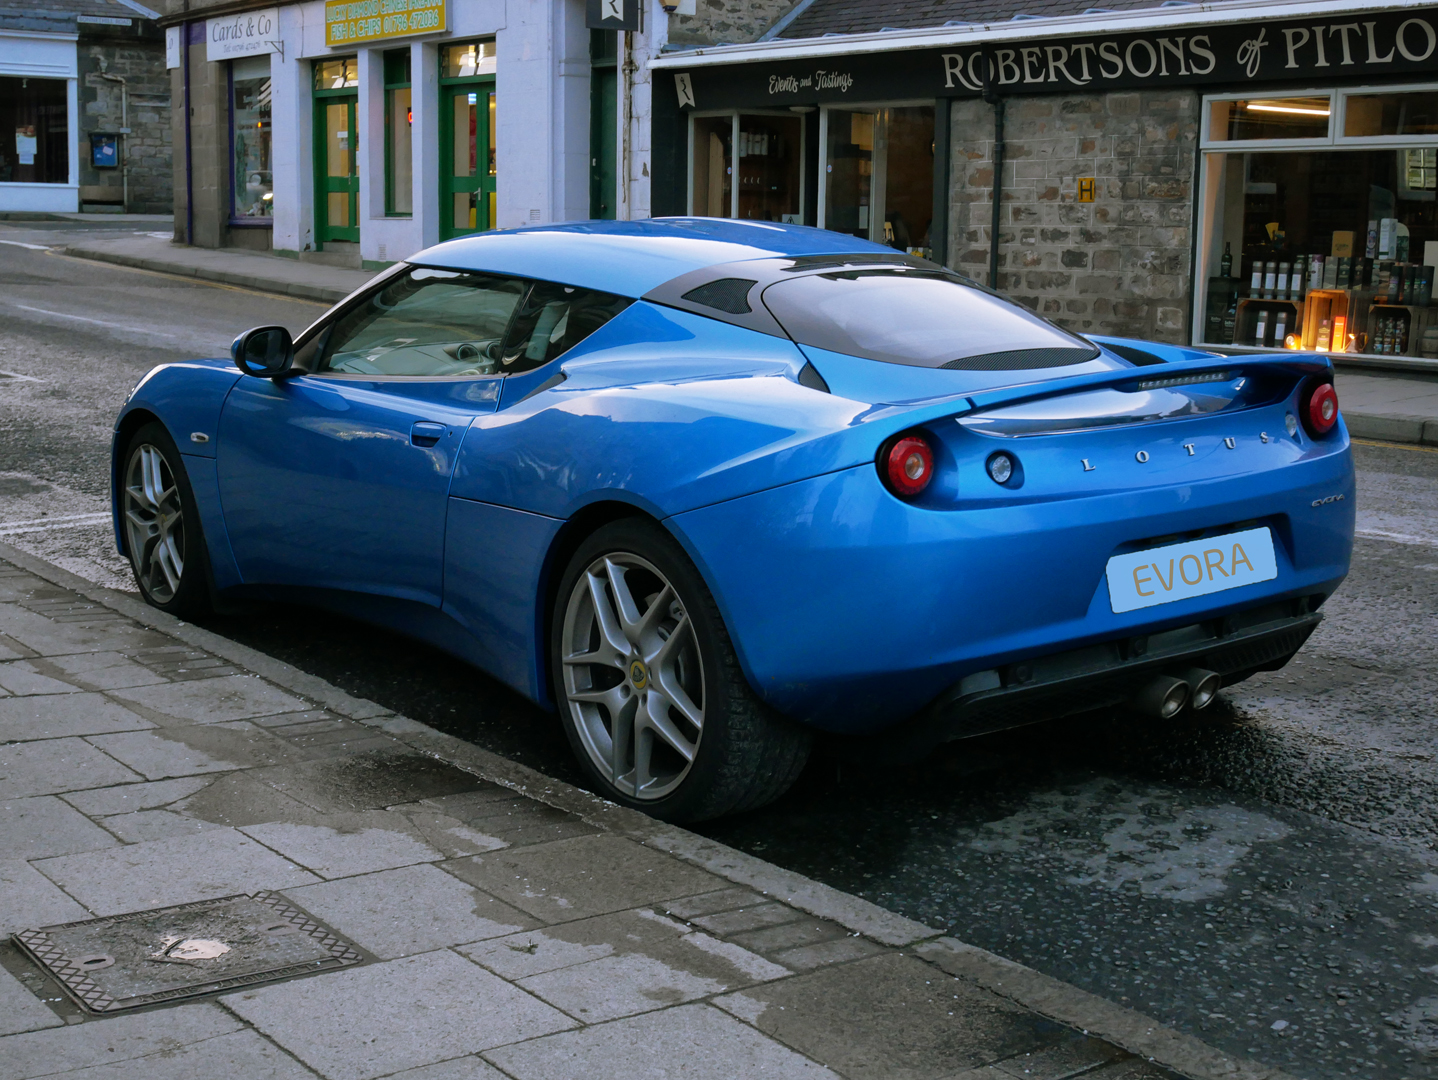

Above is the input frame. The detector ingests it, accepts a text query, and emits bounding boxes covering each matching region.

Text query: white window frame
[686,108,806,222]
[1194,81,1438,352]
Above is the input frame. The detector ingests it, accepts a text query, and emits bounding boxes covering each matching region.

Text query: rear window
[760,269,1098,370]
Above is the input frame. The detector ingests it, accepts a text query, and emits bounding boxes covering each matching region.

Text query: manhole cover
[12,892,363,1014]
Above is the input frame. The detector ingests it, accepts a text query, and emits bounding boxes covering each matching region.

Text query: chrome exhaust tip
[1128,674,1190,719]
[1180,668,1222,710]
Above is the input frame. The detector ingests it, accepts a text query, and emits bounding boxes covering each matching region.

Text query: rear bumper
[904,596,1320,753]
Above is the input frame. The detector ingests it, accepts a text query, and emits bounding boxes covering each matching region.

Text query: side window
[499,281,632,373]
[316,266,526,376]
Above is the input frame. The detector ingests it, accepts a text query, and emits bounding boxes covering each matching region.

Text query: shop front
[168,0,597,264]
[652,3,1438,356]
[0,30,78,212]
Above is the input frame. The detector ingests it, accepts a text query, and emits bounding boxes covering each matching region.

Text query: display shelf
[1233,296,1303,348]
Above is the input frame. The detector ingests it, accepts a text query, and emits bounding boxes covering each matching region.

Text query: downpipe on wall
[983,50,1004,291]
[98,68,129,212]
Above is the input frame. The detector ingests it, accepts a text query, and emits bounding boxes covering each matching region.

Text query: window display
[231,56,272,219]
[384,49,412,216]
[0,76,67,185]
[689,112,802,222]
[820,105,933,256]
[1199,85,1438,359]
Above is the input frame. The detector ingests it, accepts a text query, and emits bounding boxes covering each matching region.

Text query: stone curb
[1344,410,1438,446]
[0,537,1302,1080]
[57,244,354,304]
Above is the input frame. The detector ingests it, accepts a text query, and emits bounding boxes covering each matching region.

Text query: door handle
[410,421,446,448]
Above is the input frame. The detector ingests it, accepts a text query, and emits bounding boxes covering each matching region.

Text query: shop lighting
[1245,102,1331,117]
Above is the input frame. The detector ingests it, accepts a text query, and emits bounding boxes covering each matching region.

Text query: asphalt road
[2,220,1437,1080]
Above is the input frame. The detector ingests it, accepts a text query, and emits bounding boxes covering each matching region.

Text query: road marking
[0,369,40,382]
[8,302,177,338]
[1353,438,1438,455]
[0,239,50,251]
[0,512,111,537]
[1356,528,1438,548]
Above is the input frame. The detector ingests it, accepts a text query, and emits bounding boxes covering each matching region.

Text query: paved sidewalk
[58,233,374,305]
[0,542,1298,1080]
[1333,369,1438,445]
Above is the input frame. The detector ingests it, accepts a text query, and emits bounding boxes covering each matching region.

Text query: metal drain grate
[12,892,363,1014]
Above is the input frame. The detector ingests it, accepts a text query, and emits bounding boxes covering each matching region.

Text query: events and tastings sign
[324,0,446,47]
[675,6,1438,108]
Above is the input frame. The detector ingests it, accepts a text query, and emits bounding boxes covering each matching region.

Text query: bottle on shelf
[1294,254,1308,299]
[1388,266,1402,303]
[1277,261,1291,299]
[1222,295,1238,344]
[1250,259,1263,297]
[1273,310,1288,344]
[1315,318,1331,352]
[1254,310,1270,347]
[1263,261,1277,299]
[1220,242,1233,279]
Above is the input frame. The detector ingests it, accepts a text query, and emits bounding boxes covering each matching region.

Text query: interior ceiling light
[1245,102,1331,117]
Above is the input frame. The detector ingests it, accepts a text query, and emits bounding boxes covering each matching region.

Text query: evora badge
[1311,493,1345,508]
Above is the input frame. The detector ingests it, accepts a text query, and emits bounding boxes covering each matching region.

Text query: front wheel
[551,518,811,822]
[121,422,213,620]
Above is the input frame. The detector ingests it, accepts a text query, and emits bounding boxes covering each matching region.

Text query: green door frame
[589,30,617,220]
[314,71,359,247]
[438,71,496,240]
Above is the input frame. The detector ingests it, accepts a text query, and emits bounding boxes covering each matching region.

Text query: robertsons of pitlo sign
[675,6,1438,109]
[324,0,447,46]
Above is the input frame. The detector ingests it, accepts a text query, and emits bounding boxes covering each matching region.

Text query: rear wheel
[121,422,213,620]
[551,518,811,822]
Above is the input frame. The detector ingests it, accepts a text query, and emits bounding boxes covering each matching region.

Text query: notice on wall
[165,25,181,69]
[207,7,281,62]
[15,127,36,166]
[324,0,446,47]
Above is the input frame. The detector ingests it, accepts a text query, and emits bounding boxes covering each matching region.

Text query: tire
[120,422,214,620]
[550,518,812,822]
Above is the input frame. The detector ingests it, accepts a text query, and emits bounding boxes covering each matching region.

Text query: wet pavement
[3,219,1438,1079]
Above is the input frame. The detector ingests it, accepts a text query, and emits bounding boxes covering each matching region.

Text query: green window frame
[384,49,413,217]
[438,40,497,241]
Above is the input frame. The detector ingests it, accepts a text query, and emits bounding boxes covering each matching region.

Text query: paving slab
[84,729,251,779]
[0,603,170,656]
[714,952,1069,1080]
[484,1003,839,1080]
[0,693,152,742]
[32,827,320,914]
[240,817,446,879]
[254,749,487,812]
[0,795,119,860]
[108,674,309,724]
[169,770,327,827]
[385,1060,508,1080]
[0,737,141,799]
[58,775,213,816]
[224,949,575,1080]
[42,651,167,691]
[0,661,83,696]
[0,857,91,934]
[443,835,725,923]
[0,1003,240,1080]
[0,963,64,1037]
[33,1029,321,1080]
[284,862,536,959]
[97,808,230,843]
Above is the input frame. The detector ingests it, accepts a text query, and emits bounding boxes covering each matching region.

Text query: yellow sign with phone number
[324,0,445,46]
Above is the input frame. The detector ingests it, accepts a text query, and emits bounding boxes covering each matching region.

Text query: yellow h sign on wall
[324,0,446,47]
[1076,177,1096,202]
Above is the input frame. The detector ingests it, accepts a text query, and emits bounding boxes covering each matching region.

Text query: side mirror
[231,325,294,378]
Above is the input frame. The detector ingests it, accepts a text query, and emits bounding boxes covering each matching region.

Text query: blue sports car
[113,219,1354,821]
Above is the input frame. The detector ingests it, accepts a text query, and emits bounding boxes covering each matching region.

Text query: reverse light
[882,434,934,498]
[1305,381,1339,437]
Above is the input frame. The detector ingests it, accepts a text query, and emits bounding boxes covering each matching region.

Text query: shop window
[1344,91,1438,138]
[690,112,804,222]
[0,76,67,184]
[231,56,272,220]
[821,105,933,255]
[1207,97,1331,142]
[442,41,496,79]
[314,58,358,91]
[384,49,412,216]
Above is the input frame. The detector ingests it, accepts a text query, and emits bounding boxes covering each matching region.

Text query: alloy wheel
[560,552,705,800]
[123,443,186,603]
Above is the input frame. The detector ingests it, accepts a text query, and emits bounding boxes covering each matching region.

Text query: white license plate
[1106,527,1277,614]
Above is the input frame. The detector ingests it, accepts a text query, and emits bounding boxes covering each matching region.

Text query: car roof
[407,218,900,297]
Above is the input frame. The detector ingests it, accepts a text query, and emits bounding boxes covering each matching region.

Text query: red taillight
[1305,381,1339,437]
[883,435,934,498]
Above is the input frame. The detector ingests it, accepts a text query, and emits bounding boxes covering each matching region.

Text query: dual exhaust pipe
[1127,668,1221,719]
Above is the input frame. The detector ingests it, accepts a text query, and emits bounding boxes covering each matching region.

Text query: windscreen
[761,269,1099,370]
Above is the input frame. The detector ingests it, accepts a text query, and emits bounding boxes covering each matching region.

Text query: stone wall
[666,0,797,48]
[79,33,172,214]
[947,89,1199,344]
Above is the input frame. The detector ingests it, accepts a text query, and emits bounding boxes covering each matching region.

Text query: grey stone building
[649,0,1438,360]
[0,0,170,213]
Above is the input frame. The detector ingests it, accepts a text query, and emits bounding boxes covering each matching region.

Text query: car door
[215,267,526,606]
